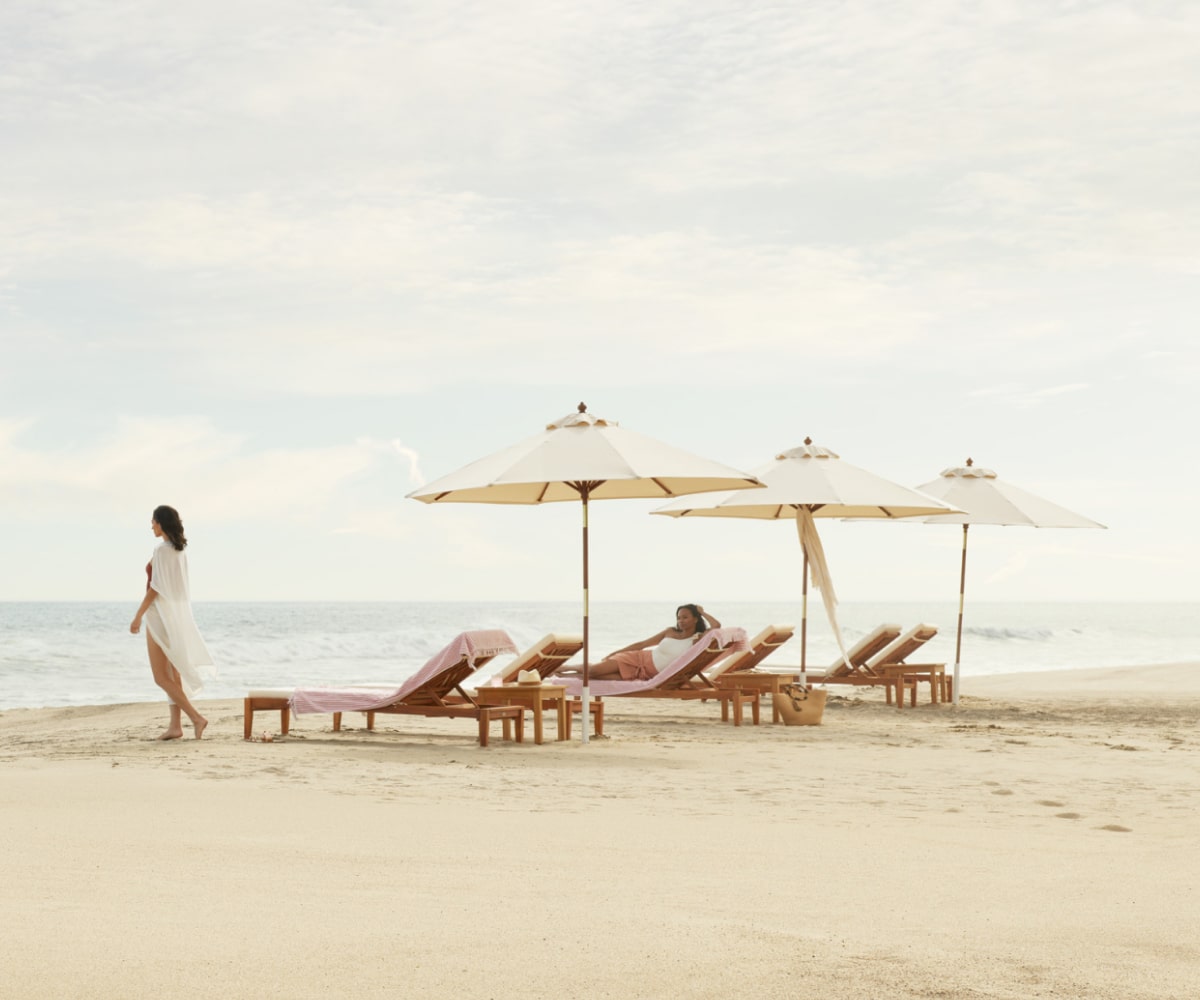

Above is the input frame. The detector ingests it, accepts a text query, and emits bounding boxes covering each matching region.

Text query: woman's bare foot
[193,717,208,740]
[157,729,184,741]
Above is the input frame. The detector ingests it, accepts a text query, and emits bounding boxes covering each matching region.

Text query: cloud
[0,415,386,520]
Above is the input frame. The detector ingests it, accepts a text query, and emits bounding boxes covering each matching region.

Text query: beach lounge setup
[407,403,763,744]
[706,624,798,723]
[653,438,958,685]
[285,630,525,747]
[914,459,1105,704]
[557,626,762,726]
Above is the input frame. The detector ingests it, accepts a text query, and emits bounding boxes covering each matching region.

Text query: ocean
[1,601,1198,711]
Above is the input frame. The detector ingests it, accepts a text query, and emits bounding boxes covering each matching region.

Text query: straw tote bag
[773,684,827,726]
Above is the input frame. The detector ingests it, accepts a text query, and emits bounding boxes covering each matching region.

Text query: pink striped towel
[290,629,518,715]
[558,627,749,697]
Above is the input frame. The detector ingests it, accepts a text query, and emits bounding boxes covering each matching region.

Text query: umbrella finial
[804,436,812,445]
[966,457,973,467]
[578,402,588,413]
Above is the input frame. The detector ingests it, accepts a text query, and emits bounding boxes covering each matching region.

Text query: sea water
[1,601,1198,711]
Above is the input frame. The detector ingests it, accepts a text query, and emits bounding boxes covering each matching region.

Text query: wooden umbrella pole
[953,523,968,707]
[581,488,591,744]
[800,543,809,685]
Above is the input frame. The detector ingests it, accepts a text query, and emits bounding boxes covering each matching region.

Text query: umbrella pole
[800,545,809,685]
[953,524,968,707]
[580,489,591,745]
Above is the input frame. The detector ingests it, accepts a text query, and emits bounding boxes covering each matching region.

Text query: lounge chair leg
[333,712,342,732]
[594,700,604,738]
[479,709,490,747]
[721,698,730,722]
[750,692,760,725]
[366,711,376,731]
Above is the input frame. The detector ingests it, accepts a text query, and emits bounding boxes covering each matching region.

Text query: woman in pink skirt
[585,604,721,680]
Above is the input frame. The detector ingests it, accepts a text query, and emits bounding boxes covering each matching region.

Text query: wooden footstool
[244,690,293,740]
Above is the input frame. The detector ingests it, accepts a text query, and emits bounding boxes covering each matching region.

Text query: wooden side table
[475,683,568,744]
[714,672,801,724]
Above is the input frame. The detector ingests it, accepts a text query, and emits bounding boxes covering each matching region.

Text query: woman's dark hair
[677,604,707,633]
[153,505,188,551]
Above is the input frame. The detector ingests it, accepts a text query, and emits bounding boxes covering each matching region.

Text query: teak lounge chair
[489,633,584,685]
[287,630,525,746]
[865,624,947,707]
[805,623,903,688]
[558,627,761,726]
[707,624,797,723]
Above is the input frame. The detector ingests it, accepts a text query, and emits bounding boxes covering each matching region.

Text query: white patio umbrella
[406,403,763,743]
[653,438,959,681]
[915,458,1106,705]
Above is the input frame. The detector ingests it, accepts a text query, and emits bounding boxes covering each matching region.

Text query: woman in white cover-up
[129,505,214,740]
[565,604,721,680]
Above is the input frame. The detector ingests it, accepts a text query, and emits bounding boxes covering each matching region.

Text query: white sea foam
[1,601,1197,710]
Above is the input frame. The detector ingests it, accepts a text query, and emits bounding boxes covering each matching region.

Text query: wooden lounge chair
[865,624,947,708]
[490,632,584,685]
[558,628,761,726]
[805,623,903,689]
[288,630,525,746]
[707,624,797,724]
[473,632,604,740]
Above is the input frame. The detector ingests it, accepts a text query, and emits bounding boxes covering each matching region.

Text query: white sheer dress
[145,542,215,695]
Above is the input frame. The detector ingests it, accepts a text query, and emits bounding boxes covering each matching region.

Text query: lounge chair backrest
[494,633,584,685]
[865,624,938,669]
[827,623,902,676]
[707,624,794,677]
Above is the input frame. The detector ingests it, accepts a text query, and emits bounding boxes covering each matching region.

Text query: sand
[2,665,1198,1000]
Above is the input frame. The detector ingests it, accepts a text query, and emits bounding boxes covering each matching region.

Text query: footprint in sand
[1055,812,1082,820]
[1098,824,1132,833]
[991,788,1014,796]
[1037,800,1065,807]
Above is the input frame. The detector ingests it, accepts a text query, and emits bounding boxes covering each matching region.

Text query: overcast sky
[2,1,1196,606]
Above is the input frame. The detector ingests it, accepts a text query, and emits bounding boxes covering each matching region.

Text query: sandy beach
[2,665,1198,1000]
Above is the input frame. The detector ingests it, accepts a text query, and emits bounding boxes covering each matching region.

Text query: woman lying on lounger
[566,604,721,680]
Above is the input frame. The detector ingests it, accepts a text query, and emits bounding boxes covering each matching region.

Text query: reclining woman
[569,604,721,680]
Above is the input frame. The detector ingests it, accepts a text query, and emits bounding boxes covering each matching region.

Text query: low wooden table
[877,663,949,708]
[475,683,569,744]
[714,672,801,724]
[244,690,293,740]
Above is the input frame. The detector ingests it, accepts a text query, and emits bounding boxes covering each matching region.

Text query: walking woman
[129,505,215,739]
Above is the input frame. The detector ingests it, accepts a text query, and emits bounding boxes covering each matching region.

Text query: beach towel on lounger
[289,629,518,715]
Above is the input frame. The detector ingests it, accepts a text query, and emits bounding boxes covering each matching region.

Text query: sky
[1,1,1197,606]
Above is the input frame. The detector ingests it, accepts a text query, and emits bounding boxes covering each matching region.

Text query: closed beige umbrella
[915,459,1106,705]
[407,403,763,742]
[654,438,959,680]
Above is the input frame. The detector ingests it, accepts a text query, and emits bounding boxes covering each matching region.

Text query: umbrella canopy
[654,438,959,677]
[914,458,1106,705]
[407,403,764,742]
